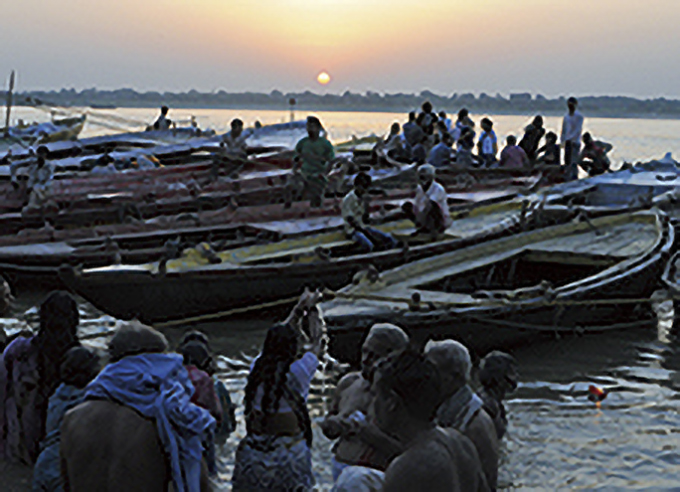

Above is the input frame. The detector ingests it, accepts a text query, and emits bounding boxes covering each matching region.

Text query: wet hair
[481,117,493,129]
[243,323,313,445]
[231,118,244,129]
[377,349,442,422]
[180,340,212,371]
[421,101,433,113]
[36,291,81,396]
[408,111,416,122]
[108,321,169,363]
[479,351,518,393]
[354,172,372,189]
[457,108,469,120]
[533,115,544,127]
[506,135,517,145]
[306,116,321,127]
[60,346,100,389]
[567,97,578,105]
[545,131,557,142]
[161,105,169,114]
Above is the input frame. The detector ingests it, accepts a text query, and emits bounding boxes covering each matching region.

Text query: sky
[2,0,680,98]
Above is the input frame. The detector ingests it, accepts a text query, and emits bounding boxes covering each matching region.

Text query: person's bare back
[383,427,488,492]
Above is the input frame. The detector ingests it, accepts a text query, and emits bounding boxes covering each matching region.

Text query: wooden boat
[321,209,673,364]
[0,115,86,151]
[61,196,567,325]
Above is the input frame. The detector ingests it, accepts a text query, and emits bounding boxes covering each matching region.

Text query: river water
[4,107,680,490]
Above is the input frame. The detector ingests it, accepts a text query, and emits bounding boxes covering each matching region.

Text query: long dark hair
[35,291,80,399]
[243,323,313,446]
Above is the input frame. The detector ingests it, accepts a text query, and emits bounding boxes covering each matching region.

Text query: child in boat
[342,173,398,252]
[536,131,561,166]
[477,117,498,167]
[578,132,613,176]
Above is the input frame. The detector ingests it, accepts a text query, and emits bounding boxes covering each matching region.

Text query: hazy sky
[2,0,680,98]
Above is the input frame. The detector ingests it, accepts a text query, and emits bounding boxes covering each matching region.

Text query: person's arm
[353,420,404,458]
[492,136,498,157]
[601,141,613,154]
[320,372,361,439]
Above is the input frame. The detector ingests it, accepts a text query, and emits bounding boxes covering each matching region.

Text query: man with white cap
[402,164,452,236]
[425,339,499,490]
[321,323,410,482]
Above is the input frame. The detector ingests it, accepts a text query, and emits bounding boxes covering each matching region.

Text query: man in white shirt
[560,97,584,181]
[341,173,398,252]
[402,164,452,235]
[221,118,251,160]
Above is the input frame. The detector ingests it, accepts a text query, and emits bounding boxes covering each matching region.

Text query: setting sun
[317,71,331,85]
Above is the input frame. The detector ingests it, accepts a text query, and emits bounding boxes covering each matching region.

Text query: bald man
[425,340,499,490]
[321,324,410,481]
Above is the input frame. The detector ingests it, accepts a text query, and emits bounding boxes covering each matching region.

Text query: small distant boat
[90,104,118,110]
[61,196,564,325]
[322,210,672,364]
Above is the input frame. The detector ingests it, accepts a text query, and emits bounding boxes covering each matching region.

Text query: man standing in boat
[402,164,452,235]
[341,173,398,252]
[560,97,584,180]
[293,116,335,208]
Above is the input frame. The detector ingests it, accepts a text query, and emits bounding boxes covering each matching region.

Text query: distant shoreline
[8,88,680,121]
[11,103,680,122]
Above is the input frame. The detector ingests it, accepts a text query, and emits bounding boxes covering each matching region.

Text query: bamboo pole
[4,70,15,137]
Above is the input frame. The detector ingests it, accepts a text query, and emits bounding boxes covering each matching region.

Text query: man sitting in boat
[293,116,335,208]
[152,105,172,131]
[499,135,529,169]
[320,323,409,481]
[24,146,55,210]
[578,132,613,176]
[535,131,561,166]
[383,122,409,163]
[342,173,398,252]
[221,118,251,161]
[427,133,455,168]
[402,164,452,235]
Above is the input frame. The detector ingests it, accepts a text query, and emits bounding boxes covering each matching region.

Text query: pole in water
[4,70,15,137]
[289,97,296,123]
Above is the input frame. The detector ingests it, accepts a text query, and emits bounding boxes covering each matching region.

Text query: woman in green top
[293,116,335,207]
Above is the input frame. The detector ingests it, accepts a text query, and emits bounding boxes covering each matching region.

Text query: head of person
[421,101,433,114]
[408,111,416,123]
[60,346,101,389]
[582,132,593,145]
[354,172,372,197]
[567,97,578,114]
[371,349,442,434]
[360,323,409,382]
[231,118,244,137]
[38,290,79,351]
[415,113,426,128]
[506,135,517,147]
[442,132,454,147]
[532,115,544,128]
[546,131,557,144]
[418,163,436,189]
[424,339,471,400]
[161,105,169,116]
[179,329,211,351]
[180,340,212,373]
[479,351,518,398]
[457,108,469,122]
[306,116,322,139]
[389,122,400,136]
[108,320,169,363]
[438,111,447,120]
[481,117,493,132]
[36,145,49,158]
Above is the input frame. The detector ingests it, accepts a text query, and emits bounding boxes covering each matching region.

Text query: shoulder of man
[337,371,363,391]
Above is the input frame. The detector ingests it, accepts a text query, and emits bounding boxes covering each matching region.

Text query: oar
[4,70,15,137]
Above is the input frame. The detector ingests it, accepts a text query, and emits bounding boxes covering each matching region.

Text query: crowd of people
[0,288,518,491]
[375,97,613,179]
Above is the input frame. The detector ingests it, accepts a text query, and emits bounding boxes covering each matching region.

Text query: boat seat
[228,239,354,265]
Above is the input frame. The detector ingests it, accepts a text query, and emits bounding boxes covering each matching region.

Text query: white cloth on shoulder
[333,465,385,492]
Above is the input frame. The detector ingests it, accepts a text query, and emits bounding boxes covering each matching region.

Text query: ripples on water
[3,293,679,490]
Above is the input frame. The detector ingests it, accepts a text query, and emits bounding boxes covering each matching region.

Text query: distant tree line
[5,88,680,118]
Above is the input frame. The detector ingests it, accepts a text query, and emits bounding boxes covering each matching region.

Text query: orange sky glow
[2,0,680,97]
